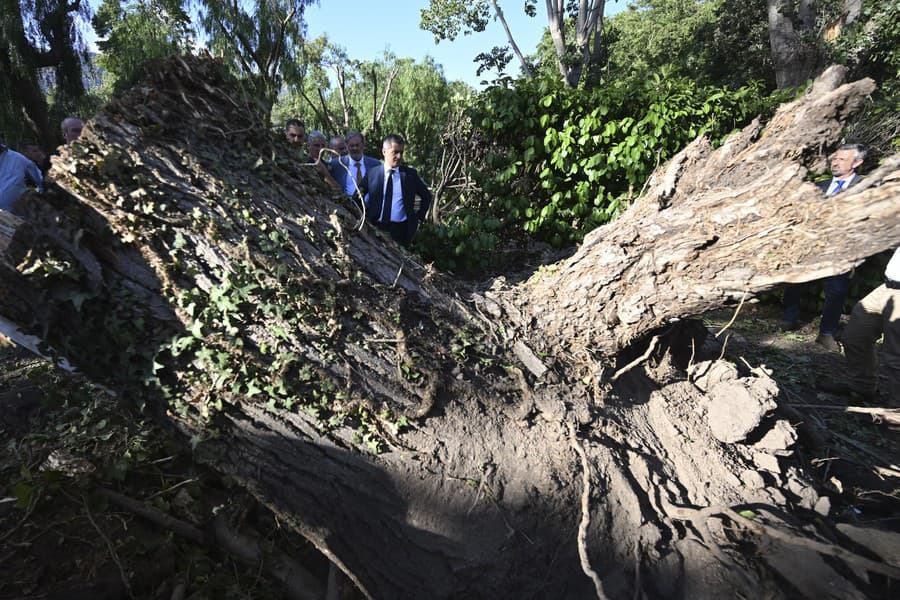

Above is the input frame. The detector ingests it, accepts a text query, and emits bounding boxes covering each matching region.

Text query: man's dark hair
[285,118,305,130]
[382,133,406,148]
[838,143,867,162]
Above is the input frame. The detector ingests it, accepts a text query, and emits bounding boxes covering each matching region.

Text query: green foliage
[419,0,491,43]
[368,55,457,168]
[197,0,315,122]
[845,0,900,95]
[695,0,774,89]
[597,0,777,91]
[92,0,192,95]
[422,0,605,88]
[417,74,775,272]
[414,217,502,274]
[606,0,723,82]
[274,42,466,175]
[828,0,900,153]
[0,0,92,146]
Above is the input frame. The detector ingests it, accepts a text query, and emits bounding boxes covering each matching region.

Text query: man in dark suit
[781,143,866,351]
[360,134,432,247]
[329,132,381,201]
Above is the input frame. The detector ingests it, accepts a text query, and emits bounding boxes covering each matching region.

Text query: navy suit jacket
[361,164,432,237]
[329,155,381,196]
[816,173,860,195]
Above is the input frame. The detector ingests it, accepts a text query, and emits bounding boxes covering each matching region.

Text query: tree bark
[1,57,899,599]
[0,0,83,148]
[507,66,897,357]
[767,0,823,88]
[545,0,606,88]
[488,0,535,78]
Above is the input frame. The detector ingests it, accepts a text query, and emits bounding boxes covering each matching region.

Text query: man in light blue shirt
[329,132,382,202]
[0,143,43,212]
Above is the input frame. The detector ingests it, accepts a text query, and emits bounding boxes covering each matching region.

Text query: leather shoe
[817,379,875,401]
[779,320,801,332]
[815,333,841,352]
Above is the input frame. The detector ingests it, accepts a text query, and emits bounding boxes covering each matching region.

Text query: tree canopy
[92,0,193,95]
[421,0,606,88]
[0,0,92,148]
[197,0,315,123]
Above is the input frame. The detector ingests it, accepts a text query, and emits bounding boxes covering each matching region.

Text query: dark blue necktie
[831,179,845,195]
[381,169,394,222]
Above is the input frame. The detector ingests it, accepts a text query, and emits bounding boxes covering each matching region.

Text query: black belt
[886,279,900,290]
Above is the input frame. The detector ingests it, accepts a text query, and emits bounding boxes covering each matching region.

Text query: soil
[1,298,897,599]
[702,301,899,524]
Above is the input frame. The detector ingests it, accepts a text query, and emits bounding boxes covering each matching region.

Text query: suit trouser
[841,284,900,402]
[781,271,851,335]
[375,220,412,247]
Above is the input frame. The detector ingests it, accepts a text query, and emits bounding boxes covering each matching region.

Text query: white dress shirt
[886,249,900,283]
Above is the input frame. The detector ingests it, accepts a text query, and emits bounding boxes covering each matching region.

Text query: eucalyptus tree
[92,0,193,96]
[0,0,92,147]
[766,0,870,89]
[197,0,316,123]
[420,0,607,88]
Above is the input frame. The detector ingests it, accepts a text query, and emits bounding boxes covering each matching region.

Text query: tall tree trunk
[0,0,82,148]
[545,0,573,85]
[0,52,54,149]
[545,0,606,88]
[488,0,534,78]
[767,0,822,88]
[1,58,899,599]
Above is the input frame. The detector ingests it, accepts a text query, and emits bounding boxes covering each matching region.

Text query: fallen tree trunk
[499,67,899,357]
[1,58,898,599]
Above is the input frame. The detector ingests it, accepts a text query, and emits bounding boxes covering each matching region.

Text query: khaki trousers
[841,284,900,402]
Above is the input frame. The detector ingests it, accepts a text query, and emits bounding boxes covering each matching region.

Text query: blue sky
[304,1,624,87]
[84,1,624,87]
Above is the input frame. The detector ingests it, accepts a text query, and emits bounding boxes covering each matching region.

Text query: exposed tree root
[789,404,900,427]
[80,492,134,599]
[568,422,609,600]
